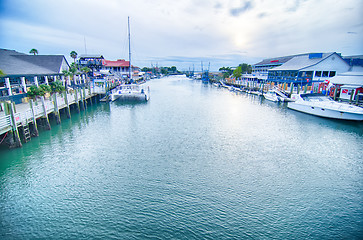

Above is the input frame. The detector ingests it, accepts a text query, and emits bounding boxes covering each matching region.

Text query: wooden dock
[0,84,107,148]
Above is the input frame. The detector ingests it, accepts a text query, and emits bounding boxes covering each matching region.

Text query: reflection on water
[0,76,362,239]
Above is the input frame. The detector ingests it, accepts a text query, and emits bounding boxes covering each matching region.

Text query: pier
[0,80,118,149]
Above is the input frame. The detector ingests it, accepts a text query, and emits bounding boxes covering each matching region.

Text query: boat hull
[288,102,363,121]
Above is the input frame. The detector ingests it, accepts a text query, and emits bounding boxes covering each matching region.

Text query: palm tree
[29,48,38,55]
[70,51,78,64]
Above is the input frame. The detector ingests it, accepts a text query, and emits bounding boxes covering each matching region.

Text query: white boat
[287,93,363,121]
[264,88,294,102]
[263,89,281,102]
[110,84,150,102]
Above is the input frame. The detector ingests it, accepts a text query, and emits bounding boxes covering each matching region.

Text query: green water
[1,76,363,239]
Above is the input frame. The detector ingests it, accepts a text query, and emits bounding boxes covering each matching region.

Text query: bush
[50,81,65,94]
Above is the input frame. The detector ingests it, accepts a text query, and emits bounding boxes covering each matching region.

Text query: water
[1,76,363,239]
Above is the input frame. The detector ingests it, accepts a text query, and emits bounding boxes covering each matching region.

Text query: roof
[79,54,104,59]
[253,54,304,67]
[269,52,337,71]
[103,59,130,67]
[0,49,69,76]
[330,71,363,86]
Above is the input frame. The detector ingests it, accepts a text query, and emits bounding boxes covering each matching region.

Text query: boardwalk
[0,84,107,148]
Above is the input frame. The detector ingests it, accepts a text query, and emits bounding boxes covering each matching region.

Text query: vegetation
[50,81,65,94]
[29,49,38,55]
[27,84,51,98]
[70,51,78,64]
[220,64,252,79]
[80,66,91,75]
[0,69,5,77]
[219,67,233,79]
[62,64,78,78]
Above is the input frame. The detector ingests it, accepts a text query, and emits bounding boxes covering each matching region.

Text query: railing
[0,86,97,135]
[0,115,11,129]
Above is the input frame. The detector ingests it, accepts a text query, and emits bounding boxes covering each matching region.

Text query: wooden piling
[7,101,22,148]
[63,92,71,118]
[29,99,39,137]
[40,96,51,130]
[74,88,80,112]
[53,93,61,124]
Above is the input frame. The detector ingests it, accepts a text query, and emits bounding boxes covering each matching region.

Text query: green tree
[0,69,5,77]
[80,67,91,74]
[219,67,233,79]
[29,49,38,55]
[238,63,252,74]
[27,85,40,99]
[39,84,51,96]
[50,81,65,94]
[70,51,78,64]
[233,66,242,79]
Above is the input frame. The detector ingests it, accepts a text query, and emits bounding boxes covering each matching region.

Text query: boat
[287,93,363,121]
[263,88,293,102]
[263,89,281,102]
[109,16,150,102]
[110,84,150,101]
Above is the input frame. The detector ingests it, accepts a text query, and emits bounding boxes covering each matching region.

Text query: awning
[340,85,363,89]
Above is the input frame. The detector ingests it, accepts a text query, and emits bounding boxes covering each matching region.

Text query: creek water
[1,75,362,239]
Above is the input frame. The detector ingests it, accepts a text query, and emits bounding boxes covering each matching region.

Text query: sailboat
[110,17,150,102]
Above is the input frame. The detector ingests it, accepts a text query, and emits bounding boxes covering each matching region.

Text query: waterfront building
[267,53,350,84]
[0,49,70,102]
[78,55,104,73]
[329,67,363,102]
[101,59,133,79]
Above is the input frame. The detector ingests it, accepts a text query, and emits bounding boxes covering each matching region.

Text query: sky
[0,0,362,71]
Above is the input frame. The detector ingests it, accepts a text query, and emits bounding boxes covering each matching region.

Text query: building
[101,59,133,78]
[263,52,351,93]
[0,49,70,99]
[78,55,104,72]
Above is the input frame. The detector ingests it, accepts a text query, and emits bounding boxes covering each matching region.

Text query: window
[329,71,336,77]
[315,71,322,77]
[322,71,329,77]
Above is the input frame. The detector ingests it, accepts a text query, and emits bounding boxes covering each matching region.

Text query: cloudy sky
[0,0,362,71]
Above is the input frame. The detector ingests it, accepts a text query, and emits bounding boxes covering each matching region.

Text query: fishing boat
[287,93,363,121]
[109,16,150,102]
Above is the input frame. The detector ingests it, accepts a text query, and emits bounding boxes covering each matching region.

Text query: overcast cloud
[0,0,362,71]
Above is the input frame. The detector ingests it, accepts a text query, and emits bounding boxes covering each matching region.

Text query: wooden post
[63,91,71,118]
[40,96,51,130]
[5,78,12,96]
[333,87,338,101]
[290,83,294,95]
[53,93,61,124]
[29,99,39,137]
[356,90,360,105]
[74,88,80,112]
[349,89,355,104]
[7,101,22,148]
[83,85,87,109]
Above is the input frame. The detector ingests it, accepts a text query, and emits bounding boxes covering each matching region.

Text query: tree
[219,67,233,79]
[239,63,252,74]
[0,69,5,77]
[70,51,77,64]
[233,66,242,79]
[50,81,65,94]
[29,49,38,55]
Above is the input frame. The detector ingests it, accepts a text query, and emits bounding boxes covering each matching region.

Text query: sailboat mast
[128,16,132,81]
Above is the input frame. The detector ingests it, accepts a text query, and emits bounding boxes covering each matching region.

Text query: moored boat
[110,84,150,102]
[287,93,363,121]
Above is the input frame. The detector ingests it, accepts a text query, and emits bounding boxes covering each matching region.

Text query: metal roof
[330,71,363,86]
[269,52,336,71]
[0,49,69,76]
